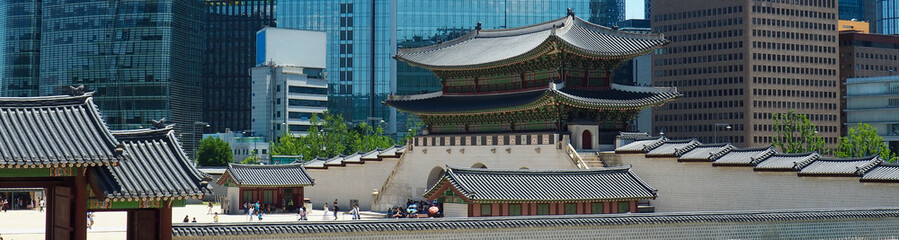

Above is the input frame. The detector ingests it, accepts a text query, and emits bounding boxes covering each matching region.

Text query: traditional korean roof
[172,208,899,237]
[860,163,899,183]
[614,137,667,153]
[798,156,882,177]
[423,166,657,203]
[384,83,680,115]
[617,132,651,140]
[394,14,668,71]
[754,153,820,172]
[711,146,777,166]
[91,126,212,200]
[0,92,123,167]
[678,144,734,162]
[218,163,314,187]
[302,146,406,170]
[645,139,700,157]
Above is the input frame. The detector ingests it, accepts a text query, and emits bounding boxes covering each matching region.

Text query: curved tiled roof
[384,83,680,115]
[861,163,899,182]
[614,137,667,153]
[645,139,700,157]
[219,163,314,187]
[171,208,899,237]
[302,146,405,170]
[92,126,212,200]
[754,153,820,171]
[394,15,668,70]
[0,93,123,167]
[678,144,734,162]
[798,156,882,177]
[423,166,656,203]
[711,147,777,166]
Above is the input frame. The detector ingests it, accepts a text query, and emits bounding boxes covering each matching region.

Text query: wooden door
[51,186,73,240]
[582,130,592,149]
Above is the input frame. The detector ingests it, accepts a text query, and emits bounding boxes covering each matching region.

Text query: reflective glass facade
[276,0,624,134]
[204,0,276,133]
[1,0,42,97]
[879,0,899,34]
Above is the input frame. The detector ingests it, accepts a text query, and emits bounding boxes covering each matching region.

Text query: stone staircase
[577,151,606,168]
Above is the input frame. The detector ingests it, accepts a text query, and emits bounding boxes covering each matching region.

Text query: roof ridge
[0,93,93,107]
[816,156,880,161]
[447,166,631,174]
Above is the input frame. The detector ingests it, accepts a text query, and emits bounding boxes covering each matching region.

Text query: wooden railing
[565,143,589,169]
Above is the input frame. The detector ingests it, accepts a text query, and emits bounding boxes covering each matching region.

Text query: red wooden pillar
[629,201,637,213]
[501,203,508,216]
[159,205,173,240]
[472,203,481,217]
[604,202,612,214]
[493,203,500,217]
[74,170,88,240]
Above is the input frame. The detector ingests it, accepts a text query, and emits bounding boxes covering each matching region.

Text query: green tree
[771,110,825,153]
[196,137,233,166]
[835,123,896,162]
[240,150,260,164]
[270,111,395,161]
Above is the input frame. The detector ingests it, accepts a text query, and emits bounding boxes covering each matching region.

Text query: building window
[564,203,577,215]
[536,204,550,215]
[242,190,253,203]
[480,204,492,216]
[618,201,630,213]
[263,190,274,204]
[509,204,522,216]
[592,202,603,214]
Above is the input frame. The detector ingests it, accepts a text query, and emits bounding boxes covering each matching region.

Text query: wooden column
[73,170,88,240]
[630,201,637,213]
[159,205,173,240]
[471,203,480,217]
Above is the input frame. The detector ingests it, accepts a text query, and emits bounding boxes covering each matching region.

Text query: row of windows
[752,53,835,65]
[752,100,837,110]
[233,148,267,155]
[656,41,744,55]
[755,0,836,8]
[855,64,898,73]
[751,17,836,33]
[654,65,744,77]
[752,64,836,76]
[655,112,745,122]
[683,88,744,98]
[480,202,632,216]
[287,99,328,107]
[752,29,835,44]
[654,17,743,33]
[661,77,745,87]
[288,86,328,95]
[754,124,838,133]
[842,40,899,50]
[667,29,744,44]
[656,53,743,67]
[754,135,838,144]
[653,5,743,22]
[653,125,746,134]
[288,111,316,120]
[751,77,836,87]
[854,51,899,61]
[752,112,837,122]
[751,3,836,19]
[339,43,354,54]
[663,100,745,110]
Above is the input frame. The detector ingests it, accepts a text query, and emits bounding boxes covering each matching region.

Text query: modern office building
[844,75,899,152]
[2,1,207,157]
[838,31,899,134]
[275,0,625,135]
[839,19,871,33]
[1,0,41,97]
[839,0,873,21]
[203,131,271,163]
[251,28,328,142]
[877,0,899,34]
[614,19,653,133]
[651,0,840,147]
[645,0,652,19]
[203,0,277,133]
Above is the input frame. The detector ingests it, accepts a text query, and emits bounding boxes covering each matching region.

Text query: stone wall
[613,153,899,212]
[303,157,398,211]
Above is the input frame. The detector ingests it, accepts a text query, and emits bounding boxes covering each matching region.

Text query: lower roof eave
[470,197,655,204]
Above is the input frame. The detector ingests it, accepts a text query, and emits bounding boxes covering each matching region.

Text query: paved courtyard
[0,203,386,240]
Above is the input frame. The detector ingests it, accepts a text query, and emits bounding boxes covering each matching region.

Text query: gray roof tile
[220,163,314,187]
[754,153,820,171]
[678,144,734,162]
[645,139,700,157]
[711,147,777,166]
[394,15,667,70]
[798,156,881,177]
[615,137,666,153]
[861,163,899,182]
[0,94,122,167]
[424,166,656,202]
[93,126,212,200]
[172,208,899,237]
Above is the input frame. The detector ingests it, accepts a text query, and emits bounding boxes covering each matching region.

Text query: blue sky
[625,0,646,20]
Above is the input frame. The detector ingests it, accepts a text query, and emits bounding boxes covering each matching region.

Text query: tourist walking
[214,212,219,222]
[333,199,339,220]
[87,212,95,229]
[39,198,45,212]
[183,215,190,223]
[207,202,213,215]
[298,206,307,221]
[322,203,330,221]
[352,204,360,220]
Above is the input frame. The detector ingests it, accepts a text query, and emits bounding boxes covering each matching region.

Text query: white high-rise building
[251,27,328,142]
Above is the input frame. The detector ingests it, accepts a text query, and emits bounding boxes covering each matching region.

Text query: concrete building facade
[651,0,841,147]
[838,32,899,134]
[202,132,270,163]
[250,28,328,141]
[844,76,899,152]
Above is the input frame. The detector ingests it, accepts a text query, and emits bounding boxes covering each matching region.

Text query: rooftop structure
[387,13,678,150]
[218,163,315,213]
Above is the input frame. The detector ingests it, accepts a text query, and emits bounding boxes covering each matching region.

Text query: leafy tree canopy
[240,150,260,164]
[197,136,233,166]
[835,123,896,162]
[271,111,398,161]
[771,110,825,154]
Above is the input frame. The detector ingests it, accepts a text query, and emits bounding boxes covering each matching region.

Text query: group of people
[321,199,362,220]
[0,196,44,212]
[390,200,441,218]
[245,201,264,221]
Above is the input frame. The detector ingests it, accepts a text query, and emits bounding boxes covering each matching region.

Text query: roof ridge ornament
[567,8,575,17]
[67,85,86,96]
[475,22,482,32]
[151,118,167,129]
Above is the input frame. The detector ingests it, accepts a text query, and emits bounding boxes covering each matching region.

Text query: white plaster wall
[226,187,240,214]
[615,154,899,212]
[374,144,577,211]
[303,158,398,211]
[443,203,468,218]
[568,125,599,150]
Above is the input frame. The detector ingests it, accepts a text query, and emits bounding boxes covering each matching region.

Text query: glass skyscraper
[276,0,624,134]
[204,0,276,133]
[1,0,206,156]
[879,0,899,34]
